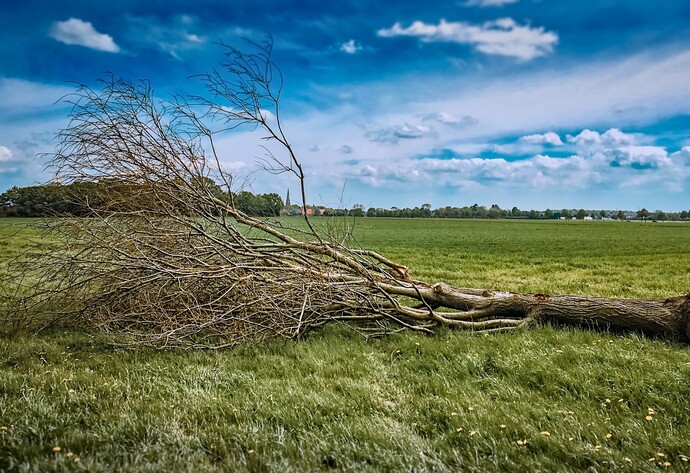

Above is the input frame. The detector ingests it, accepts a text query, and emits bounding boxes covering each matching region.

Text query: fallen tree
[6,39,689,348]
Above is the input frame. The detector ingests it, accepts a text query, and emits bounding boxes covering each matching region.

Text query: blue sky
[2,0,690,211]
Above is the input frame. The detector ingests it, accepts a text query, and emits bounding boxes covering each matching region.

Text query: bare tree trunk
[381,282,690,341]
[534,294,690,339]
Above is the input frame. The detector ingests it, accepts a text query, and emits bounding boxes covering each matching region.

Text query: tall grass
[1,218,689,472]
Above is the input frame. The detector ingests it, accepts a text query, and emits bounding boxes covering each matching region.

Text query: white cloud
[421,112,478,128]
[567,128,636,147]
[464,0,519,6]
[49,18,120,53]
[335,120,690,200]
[602,128,636,146]
[185,33,203,43]
[377,18,558,60]
[340,39,363,54]
[126,15,206,59]
[607,146,672,169]
[259,109,276,122]
[520,131,563,146]
[567,129,601,146]
[0,146,12,162]
[366,123,438,144]
[339,145,354,154]
[401,49,690,141]
[162,105,690,210]
[352,152,602,190]
[671,146,690,166]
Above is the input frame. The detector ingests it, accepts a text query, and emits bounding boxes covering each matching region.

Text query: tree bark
[379,282,690,342]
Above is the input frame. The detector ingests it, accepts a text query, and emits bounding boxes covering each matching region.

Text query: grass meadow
[1,218,689,472]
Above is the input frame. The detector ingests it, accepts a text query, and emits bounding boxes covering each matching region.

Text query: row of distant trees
[0,183,283,218]
[361,204,690,221]
[307,204,690,221]
[2,184,689,221]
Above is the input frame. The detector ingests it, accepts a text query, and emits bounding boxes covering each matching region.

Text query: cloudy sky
[2,0,690,211]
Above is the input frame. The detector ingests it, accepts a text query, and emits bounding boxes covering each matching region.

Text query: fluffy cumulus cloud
[607,146,672,169]
[344,127,690,194]
[519,131,563,146]
[49,18,120,53]
[567,128,636,147]
[464,0,519,6]
[377,18,558,60]
[0,145,22,174]
[420,112,478,128]
[0,146,12,162]
[355,153,599,189]
[340,39,363,54]
[673,147,690,166]
[259,109,276,122]
[366,123,438,144]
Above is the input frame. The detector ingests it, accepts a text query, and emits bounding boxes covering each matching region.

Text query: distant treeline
[0,183,283,218]
[2,183,689,221]
[357,205,690,221]
[307,204,690,221]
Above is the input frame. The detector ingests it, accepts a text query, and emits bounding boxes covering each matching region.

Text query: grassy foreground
[1,218,690,472]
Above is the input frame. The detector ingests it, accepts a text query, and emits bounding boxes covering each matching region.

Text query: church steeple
[285,189,291,207]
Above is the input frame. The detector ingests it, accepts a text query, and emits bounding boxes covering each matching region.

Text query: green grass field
[1,218,689,472]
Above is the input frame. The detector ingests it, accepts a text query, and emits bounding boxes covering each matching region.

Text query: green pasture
[349,218,690,298]
[1,218,689,472]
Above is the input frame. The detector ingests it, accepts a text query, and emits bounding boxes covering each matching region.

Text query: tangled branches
[6,40,689,348]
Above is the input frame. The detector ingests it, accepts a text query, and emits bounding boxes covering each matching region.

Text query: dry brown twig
[5,39,689,348]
